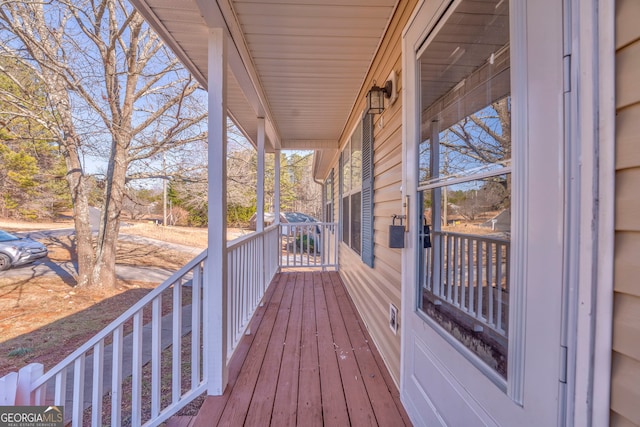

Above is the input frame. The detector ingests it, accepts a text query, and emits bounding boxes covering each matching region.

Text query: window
[340,114,374,263]
[416,0,511,379]
[324,169,334,223]
[341,122,362,253]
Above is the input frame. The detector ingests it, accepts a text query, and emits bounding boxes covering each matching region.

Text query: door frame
[398,0,616,425]
[565,0,616,425]
[401,0,563,424]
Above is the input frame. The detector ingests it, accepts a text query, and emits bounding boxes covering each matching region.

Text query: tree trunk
[92,141,127,288]
[67,160,95,288]
[51,86,95,288]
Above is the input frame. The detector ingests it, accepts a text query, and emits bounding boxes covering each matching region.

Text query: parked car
[280,212,320,234]
[249,211,319,231]
[248,212,321,253]
[0,230,49,271]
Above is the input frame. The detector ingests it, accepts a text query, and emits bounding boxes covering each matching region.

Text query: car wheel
[0,253,11,271]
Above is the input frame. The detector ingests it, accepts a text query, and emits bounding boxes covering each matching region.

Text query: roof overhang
[130,0,398,175]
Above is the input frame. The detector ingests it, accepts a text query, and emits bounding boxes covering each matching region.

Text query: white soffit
[131,0,398,152]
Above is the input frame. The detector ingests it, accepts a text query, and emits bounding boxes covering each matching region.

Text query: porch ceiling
[131,0,398,172]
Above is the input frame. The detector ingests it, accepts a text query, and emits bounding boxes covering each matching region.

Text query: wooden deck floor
[169,271,411,426]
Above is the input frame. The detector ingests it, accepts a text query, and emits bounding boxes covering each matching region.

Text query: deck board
[315,271,351,426]
[218,272,292,426]
[271,272,305,425]
[323,271,377,425]
[198,273,287,426]
[244,272,297,425]
[296,272,323,426]
[187,271,411,426]
[329,271,406,426]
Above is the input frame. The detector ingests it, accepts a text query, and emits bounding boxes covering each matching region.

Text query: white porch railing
[26,250,208,427]
[278,222,338,270]
[1,225,282,426]
[227,224,279,356]
[423,231,510,338]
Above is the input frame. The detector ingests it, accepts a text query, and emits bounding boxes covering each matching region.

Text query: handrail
[30,249,208,391]
[227,223,278,251]
[33,224,280,384]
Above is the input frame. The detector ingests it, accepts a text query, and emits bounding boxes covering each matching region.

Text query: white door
[401,0,567,425]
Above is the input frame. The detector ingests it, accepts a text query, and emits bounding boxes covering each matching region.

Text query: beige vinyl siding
[331,0,418,386]
[612,0,640,424]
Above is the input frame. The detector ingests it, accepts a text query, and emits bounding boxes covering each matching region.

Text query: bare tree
[163,121,251,226]
[456,184,508,221]
[122,187,160,220]
[0,0,206,288]
[440,97,511,175]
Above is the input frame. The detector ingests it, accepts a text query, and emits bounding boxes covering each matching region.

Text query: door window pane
[419,137,431,183]
[437,94,511,179]
[416,0,511,380]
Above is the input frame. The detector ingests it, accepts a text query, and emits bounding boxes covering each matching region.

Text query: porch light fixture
[366,79,393,115]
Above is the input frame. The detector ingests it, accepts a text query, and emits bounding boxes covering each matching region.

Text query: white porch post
[256,118,266,296]
[274,149,281,223]
[204,27,228,396]
[256,118,265,232]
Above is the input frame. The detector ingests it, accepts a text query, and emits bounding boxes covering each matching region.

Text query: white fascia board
[129,0,207,87]
[213,0,282,150]
[312,149,339,181]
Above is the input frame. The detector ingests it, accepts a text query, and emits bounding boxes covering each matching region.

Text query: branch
[131,81,199,135]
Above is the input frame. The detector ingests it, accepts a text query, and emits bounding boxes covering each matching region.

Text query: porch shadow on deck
[169,271,411,426]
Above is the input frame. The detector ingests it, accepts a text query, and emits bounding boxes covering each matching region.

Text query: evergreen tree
[0,58,70,219]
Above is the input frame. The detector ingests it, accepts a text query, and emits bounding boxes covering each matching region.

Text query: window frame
[341,121,363,254]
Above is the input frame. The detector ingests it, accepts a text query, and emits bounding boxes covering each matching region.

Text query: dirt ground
[0,278,160,376]
[0,219,233,377]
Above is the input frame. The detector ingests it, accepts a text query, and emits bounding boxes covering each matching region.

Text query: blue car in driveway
[0,229,48,271]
